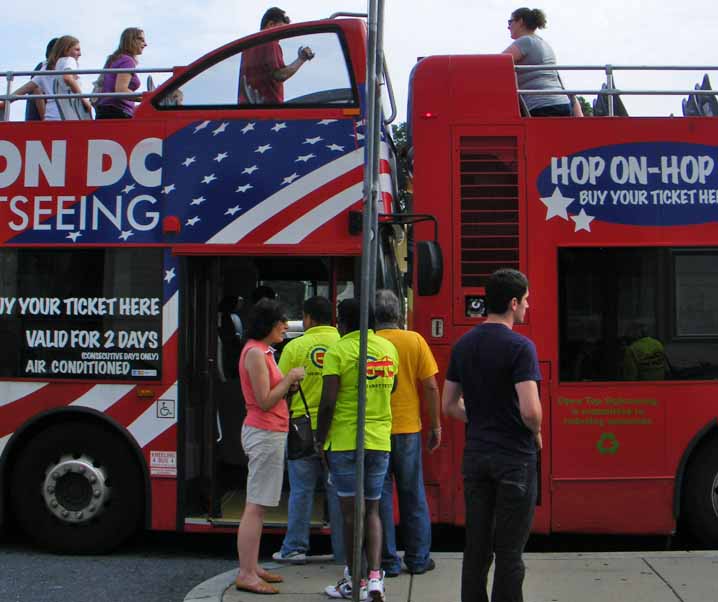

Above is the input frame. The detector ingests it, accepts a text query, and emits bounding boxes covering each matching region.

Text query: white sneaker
[324,568,368,600]
[367,571,385,601]
[272,550,307,564]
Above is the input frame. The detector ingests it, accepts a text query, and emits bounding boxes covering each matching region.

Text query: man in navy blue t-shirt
[443,268,542,602]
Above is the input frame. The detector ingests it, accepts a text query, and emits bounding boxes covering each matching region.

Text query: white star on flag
[186,216,200,226]
[67,231,81,242]
[190,196,206,206]
[243,165,259,174]
[271,122,287,132]
[327,144,344,152]
[121,183,135,194]
[212,122,229,136]
[303,136,323,145]
[571,209,595,232]
[193,121,210,133]
[318,119,338,125]
[182,156,196,167]
[164,268,176,283]
[225,205,241,216]
[255,144,272,154]
[241,122,255,134]
[214,152,229,162]
[163,184,176,194]
[202,174,217,184]
[356,132,365,141]
[296,153,315,162]
[540,187,574,221]
[118,230,134,241]
[236,184,253,192]
[282,172,300,185]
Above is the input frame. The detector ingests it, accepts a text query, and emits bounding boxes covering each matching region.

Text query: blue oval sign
[536,142,718,227]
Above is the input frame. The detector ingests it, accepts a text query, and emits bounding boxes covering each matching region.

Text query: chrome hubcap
[42,454,110,524]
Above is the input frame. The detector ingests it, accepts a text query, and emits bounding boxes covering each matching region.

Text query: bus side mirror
[417,240,443,296]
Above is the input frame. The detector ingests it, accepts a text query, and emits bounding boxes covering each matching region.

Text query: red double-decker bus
[409,54,718,545]
[0,16,405,553]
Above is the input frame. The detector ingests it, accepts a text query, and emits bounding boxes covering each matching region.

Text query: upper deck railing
[515,64,718,116]
[0,66,174,121]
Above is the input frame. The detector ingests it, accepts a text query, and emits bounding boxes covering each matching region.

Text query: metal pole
[353,0,383,599]
[3,73,13,122]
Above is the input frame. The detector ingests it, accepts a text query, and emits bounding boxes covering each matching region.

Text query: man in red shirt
[239,7,314,104]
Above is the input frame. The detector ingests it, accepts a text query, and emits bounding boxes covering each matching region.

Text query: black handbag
[287,385,315,460]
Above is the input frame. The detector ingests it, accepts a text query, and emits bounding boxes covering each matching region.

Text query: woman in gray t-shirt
[503,7,581,117]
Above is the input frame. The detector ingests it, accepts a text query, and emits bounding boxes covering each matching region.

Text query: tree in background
[391,122,411,211]
[577,95,593,116]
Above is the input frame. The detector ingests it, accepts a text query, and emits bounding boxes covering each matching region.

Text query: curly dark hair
[511,7,547,30]
[245,298,288,341]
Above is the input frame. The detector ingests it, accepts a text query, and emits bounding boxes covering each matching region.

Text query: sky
[3,1,718,121]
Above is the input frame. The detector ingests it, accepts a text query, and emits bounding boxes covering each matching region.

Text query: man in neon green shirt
[315,298,398,601]
[273,296,344,564]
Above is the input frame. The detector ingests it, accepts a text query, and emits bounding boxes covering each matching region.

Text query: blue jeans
[379,432,432,573]
[462,451,537,602]
[280,453,345,562]
[326,450,390,500]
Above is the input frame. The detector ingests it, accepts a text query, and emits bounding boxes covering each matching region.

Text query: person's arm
[34,97,46,119]
[442,379,466,423]
[62,71,92,113]
[516,380,542,449]
[421,375,442,452]
[273,46,314,82]
[245,347,303,411]
[502,43,524,63]
[315,374,339,449]
[571,96,584,117]
[114,73,142,102]
[11,81,41,97]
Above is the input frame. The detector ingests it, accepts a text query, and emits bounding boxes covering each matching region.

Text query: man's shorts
[241,424,286,507]
[326,450,390,500]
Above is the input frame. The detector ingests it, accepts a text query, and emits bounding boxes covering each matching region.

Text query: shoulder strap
[297,384,310,416]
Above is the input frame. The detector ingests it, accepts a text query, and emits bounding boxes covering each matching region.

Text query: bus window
[559,247,718,382]
[157,31,356,109]
[0,248,163,380]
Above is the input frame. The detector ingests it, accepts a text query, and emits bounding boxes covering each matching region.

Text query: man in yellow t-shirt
[272,297,343,564]
[375,289,441,577]
[315,298,399,601]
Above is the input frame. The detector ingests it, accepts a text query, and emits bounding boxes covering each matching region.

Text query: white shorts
[241,424,286,507]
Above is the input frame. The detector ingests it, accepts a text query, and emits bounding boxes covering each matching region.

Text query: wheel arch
[673,418,718,519]
[0,406,152,530]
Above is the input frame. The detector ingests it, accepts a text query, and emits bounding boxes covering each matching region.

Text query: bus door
[181,256,223,522]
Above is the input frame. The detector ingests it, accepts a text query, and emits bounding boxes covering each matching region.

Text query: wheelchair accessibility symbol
[156,399,176,419]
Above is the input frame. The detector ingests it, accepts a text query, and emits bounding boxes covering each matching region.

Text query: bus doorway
[180,254,358,529]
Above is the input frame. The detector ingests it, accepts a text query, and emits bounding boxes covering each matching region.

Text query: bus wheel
[683,437,718,546]
[10,422,144,554]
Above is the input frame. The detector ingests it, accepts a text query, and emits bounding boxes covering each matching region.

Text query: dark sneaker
[409,558,436,575]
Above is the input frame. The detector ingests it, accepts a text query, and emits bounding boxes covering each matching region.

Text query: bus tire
[9,422,143,554]
[683,437,718,546]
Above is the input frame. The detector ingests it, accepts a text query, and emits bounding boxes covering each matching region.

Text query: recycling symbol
[596,432,619,455]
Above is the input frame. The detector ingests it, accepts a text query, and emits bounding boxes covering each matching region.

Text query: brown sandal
[235,577,279,595]
[257,569,283,583]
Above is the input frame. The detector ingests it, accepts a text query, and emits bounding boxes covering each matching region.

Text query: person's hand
[82,99,93,113]
[288,367,305,383]
[298,46,315,61]
[535,432,543,450]
[427,427,441,454]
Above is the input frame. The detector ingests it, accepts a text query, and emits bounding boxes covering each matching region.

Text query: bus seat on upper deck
[698,74,718,116]
[592,82,628,117]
